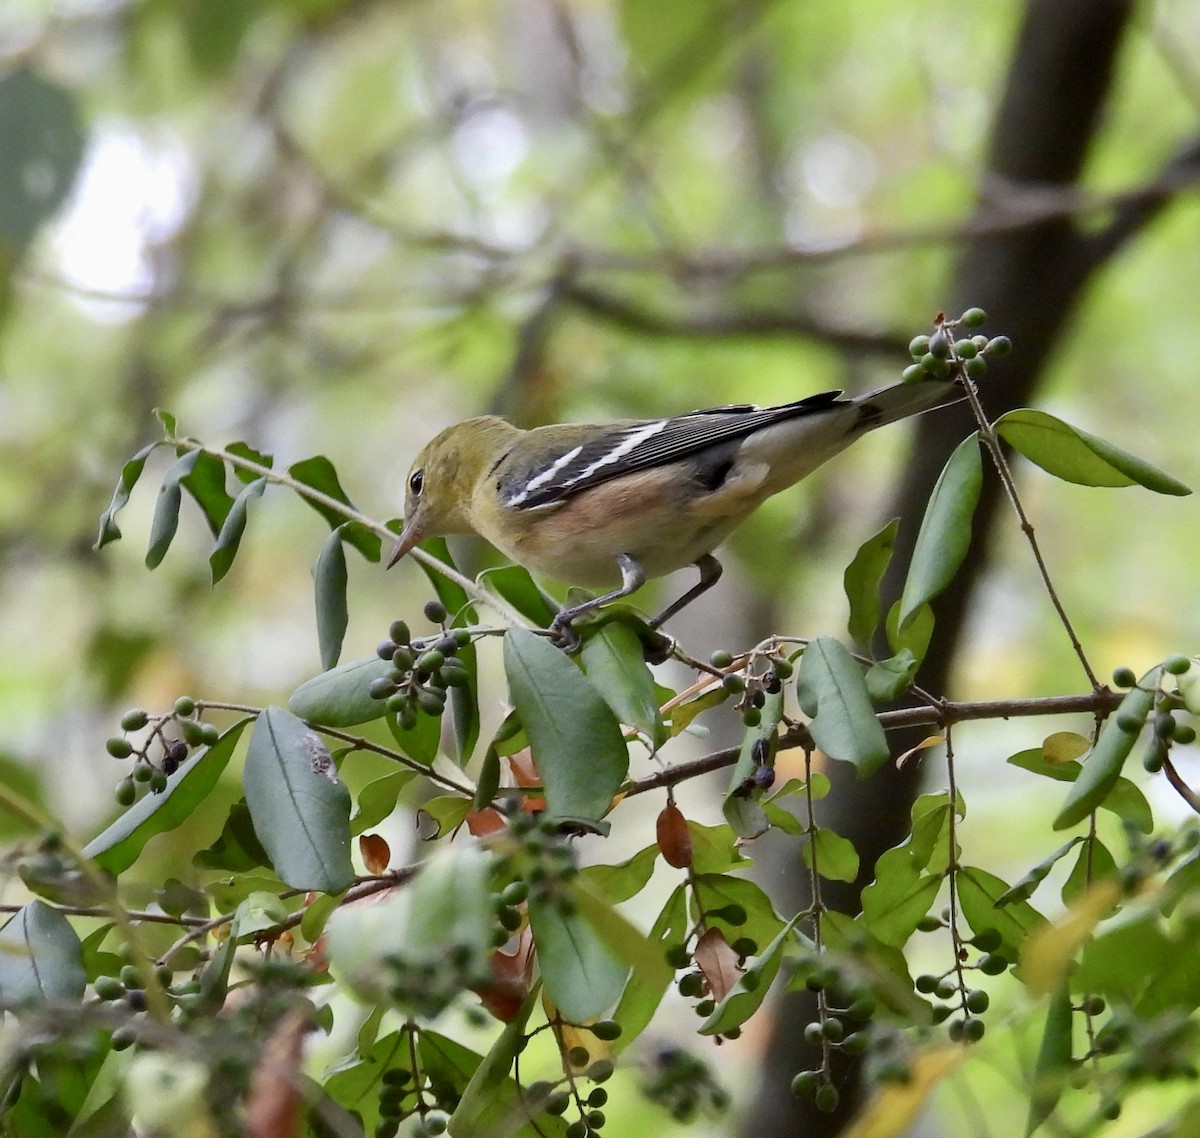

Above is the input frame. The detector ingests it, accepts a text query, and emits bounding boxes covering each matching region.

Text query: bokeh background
[2,1,1199,1134]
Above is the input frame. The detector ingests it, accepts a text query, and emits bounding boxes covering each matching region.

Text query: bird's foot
[548,615,582,653]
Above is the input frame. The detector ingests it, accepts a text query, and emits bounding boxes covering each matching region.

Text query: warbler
[387,376,962,644]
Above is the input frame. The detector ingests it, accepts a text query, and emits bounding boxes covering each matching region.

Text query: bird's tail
[853,377,965,432]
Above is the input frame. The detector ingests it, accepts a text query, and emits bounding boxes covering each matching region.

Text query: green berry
[501,881,528,905]
[916,915,944,932]
[920,354,951,378]
[847,996,876,1021]
[198,722,219,746]
[915,973,938,994]
[377,640,397,660]
[1154,711,1177,740]
[417,689,447,716]
[927,329,951,359]
[416,649,445,673]
[94,975,124,1000]
[115,778,136,806]
[821,1017,844,1042]
[369,677,396,700]
[695,998,715,1017]
[908,335,931,359]
[983,335,1012,357]
[791,1070,819,1098]
[814,1084,839,1113]
[181,719,208,747]
[586,1110,606,1130]
[965,989,990,1014]
[391,646,415,670]
[133,763,153,783]
[803,1022,823,1046]
[953,339,978,358]
[842,1031,870,1055]
[1116,711,1146,734]
[591,1019,622,1041]
[935,978,957,1000]
[1143,742,1166,773]
[665,944,691,969]
[425,1112,448,1136]
[586,1059,614,1082]
[901,363,927,384]
[742,709,761,728]
[965,356,988,379]
[722,673,745,694]
[173,696,195,717]
[1174,724,1196,745]
[1112,666,1137,689]
[960,307,987,327]
[544,1091,570,1115]
[120,709,149,732]
[961,1017,985,1042]
[1164,654,1191,675]
[978,953,1008,976]
[149,769,168,793]
[1083,995,1106,1016]
[389,620,411,645]
[105,737,133,759]
[710,649,733,668]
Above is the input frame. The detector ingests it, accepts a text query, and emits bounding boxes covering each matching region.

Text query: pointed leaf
[95,441,160,549]
[1025,984,1074,1136]
[1054,677,1156,830]
[314,528,349,671]
[210,476,266,583]
[242,707,354,893]
[956,866,1046,961]
[503,629,627,824]
[995,838,1084,907]
[527,894,627,1023]
[844,518,899,650]
[898,433,982,628]
[288,456,381,560]
[860,847,941,947]
[83,721,249,874]
[581,620,665,745]
[145,451,200,568]
[289,656,394,728]
[0,900,85,1007]
[804,827,861,883]
[996,409,1191,495]
[180,450,234,535]
[351,771,417,836]
[795,636,889,775]
[478,565,559,627]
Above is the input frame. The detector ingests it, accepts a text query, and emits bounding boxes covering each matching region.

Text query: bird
[387,375,963,647]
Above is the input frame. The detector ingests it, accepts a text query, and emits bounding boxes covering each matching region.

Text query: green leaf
[289,655,394,728]
[581,620,665,745]
[570,881,673,992]
[287,455,382,560]
[865,649,919,703]
[995,409,1191,496]
[580,845,660,904]
[996,838,1084,907]
[145,451,200,568]
[956,866,1046,961]
[886,597,934,662]
[242,707,354,893]
[0,901,85,1007]
[314,527,349,671]
[0,66,85,256]
[723,687,783,839]
[351,771,417,836]
[478,564,559,627]
[687,821,752,874]
[700,916,799,1036]
[1025,984,1075,1137]
[898,433,982,628]
[669,686,728,736]
[180,450,234,536]
[804,828,860,884]
[860,847,941,948]
[795,637,889,776]
[1061,837,1118,905]
[95,442,161,549]
[1054,677,1157,830]
[418,795,473,838]
[844,518,899,650]
[209,476,266,583]
[612,885,688,1051]
[688,874,784,949]
[1009,749,1154,833]
[192,799,270,872]
[452,987,540,1137]
[503,629,628,825]
[528,893,628,1023]
[226,440,274,482]
[83,720,249,874]
[386,701,442,766]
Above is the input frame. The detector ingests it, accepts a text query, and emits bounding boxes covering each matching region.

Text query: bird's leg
[549,553,646,650]
[648,553,723,630]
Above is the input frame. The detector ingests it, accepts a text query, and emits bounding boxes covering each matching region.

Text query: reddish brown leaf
[694,927,742,1003]
[359,833,391,875]
[244,1008,311,1138]
[475,926,536,1022]
[656,802,694,868]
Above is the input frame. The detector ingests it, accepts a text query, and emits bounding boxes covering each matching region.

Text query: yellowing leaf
[1042,732,1089,764]
[843,1047,964,1138]
[1021,880,1122,996]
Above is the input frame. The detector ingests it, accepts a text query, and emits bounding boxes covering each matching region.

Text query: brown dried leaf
[656,802,694,868]
[693,926,741,1003]
[359,833,391,875]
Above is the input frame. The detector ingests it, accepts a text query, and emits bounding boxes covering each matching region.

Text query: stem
[957,363,1100,689]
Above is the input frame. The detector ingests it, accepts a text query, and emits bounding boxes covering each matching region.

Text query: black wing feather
[513,389,846,508]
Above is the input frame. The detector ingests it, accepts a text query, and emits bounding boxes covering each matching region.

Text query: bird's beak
[385,518,423,569]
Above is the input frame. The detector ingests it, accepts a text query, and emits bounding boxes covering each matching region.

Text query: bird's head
[386,416,516,568]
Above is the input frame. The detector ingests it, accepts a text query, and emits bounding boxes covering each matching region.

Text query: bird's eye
[409,469,424,497]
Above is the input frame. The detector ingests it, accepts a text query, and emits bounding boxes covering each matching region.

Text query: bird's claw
[548,615,582,653]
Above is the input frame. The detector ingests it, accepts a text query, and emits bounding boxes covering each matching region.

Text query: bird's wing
[502,390,847,509]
